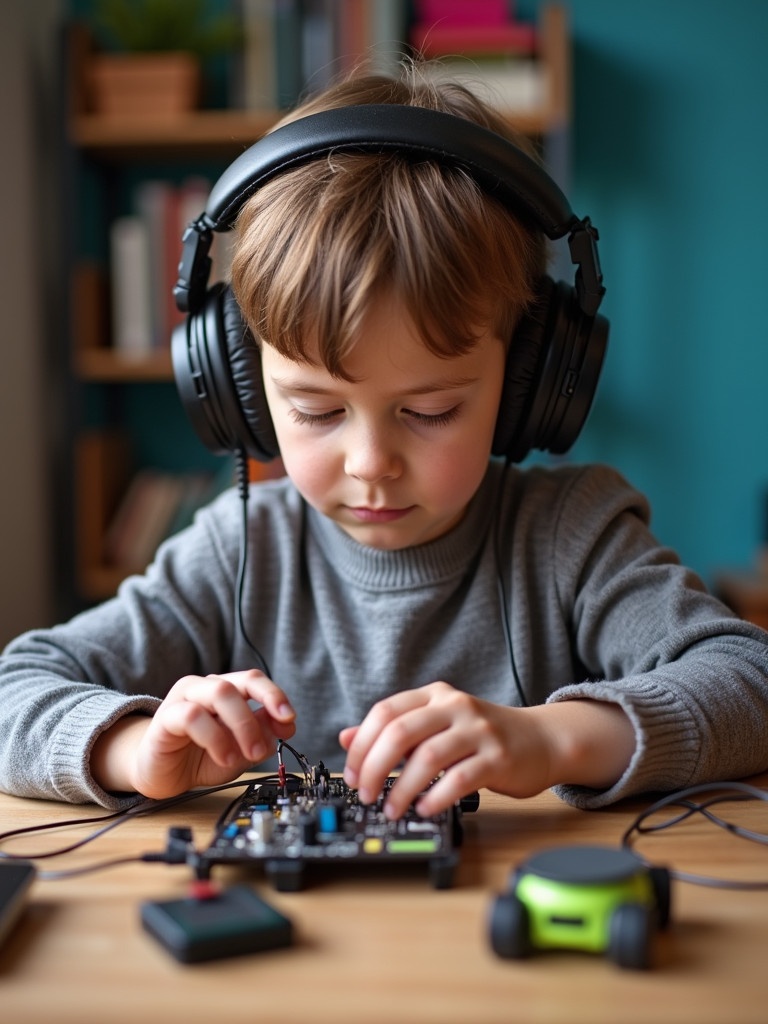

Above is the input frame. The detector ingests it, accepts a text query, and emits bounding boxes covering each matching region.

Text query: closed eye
[289,408,344,426]
[404,406,461,427]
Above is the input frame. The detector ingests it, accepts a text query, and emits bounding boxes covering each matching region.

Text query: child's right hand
[91,669,296,800]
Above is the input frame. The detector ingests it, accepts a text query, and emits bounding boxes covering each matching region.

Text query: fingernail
[278,702,295,719]
[250,742,266,761]
[344,768,358,787]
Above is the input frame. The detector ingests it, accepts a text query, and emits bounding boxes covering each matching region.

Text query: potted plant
[85,0,241,117]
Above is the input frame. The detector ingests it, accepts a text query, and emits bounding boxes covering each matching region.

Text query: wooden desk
[3,779,768,1024]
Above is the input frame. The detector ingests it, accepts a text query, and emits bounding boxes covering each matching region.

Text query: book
[409,22,537,57]
[275,0,303,108]
[112,176,217,357]
[413,0,509,25]
[134,179,178,350]
[241,0,278,109]
[104,469,188,571]
[109,216,153,355]
[367,0,406,74]
[416,55,544,114]
[238,1,410,108]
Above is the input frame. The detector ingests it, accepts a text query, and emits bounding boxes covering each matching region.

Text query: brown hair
[230,65,547,379]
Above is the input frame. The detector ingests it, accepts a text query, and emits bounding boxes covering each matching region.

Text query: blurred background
[1,0,767,647]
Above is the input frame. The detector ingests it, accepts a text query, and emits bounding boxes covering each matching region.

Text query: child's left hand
[339,682,636,819]
[338,681,553,820]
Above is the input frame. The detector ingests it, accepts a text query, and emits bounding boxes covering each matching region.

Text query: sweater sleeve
[542,465,768,808]
[0,488,244,806]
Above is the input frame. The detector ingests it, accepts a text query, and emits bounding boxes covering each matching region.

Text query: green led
[386,839,438,854]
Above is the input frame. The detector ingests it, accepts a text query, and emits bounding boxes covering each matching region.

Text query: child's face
[261,294,506,550]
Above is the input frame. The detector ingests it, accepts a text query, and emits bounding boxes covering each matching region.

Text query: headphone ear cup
[172,284,280,462]
[219,287,280,461]
[493,276,608,462]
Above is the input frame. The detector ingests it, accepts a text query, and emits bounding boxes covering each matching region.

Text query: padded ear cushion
[493,276,608,462]
[492,276,555,460]
[171,284,279,462]
[219,287,280,461]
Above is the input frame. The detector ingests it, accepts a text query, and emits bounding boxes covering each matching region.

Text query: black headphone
[172,104,608,464]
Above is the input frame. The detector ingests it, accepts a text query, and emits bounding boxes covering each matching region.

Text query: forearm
[90,714,151,794]
[523,698,636,792]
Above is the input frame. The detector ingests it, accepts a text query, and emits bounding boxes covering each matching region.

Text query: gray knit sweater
[2,460,768,809]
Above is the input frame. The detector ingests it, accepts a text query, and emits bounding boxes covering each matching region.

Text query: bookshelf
[63,3,572,605]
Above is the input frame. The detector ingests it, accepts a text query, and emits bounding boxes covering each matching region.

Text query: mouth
[347,506,415,524]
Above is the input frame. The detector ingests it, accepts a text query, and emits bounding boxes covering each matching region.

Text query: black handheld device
[141,883,293,964]
[0,860,36,948]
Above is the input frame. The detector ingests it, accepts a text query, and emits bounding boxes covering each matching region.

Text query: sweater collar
[306,462,503,590]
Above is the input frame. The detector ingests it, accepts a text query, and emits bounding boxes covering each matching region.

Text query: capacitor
[317,804,339,834]
[249,808,274,843]
[299,812,318,846]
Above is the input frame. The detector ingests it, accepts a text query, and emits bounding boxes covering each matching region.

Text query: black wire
[278,740,313,779]
[622,781,768,889]
[234,447,272,677]
[0,778,256,864]
[39,856,153,882]
[494,458,528,707]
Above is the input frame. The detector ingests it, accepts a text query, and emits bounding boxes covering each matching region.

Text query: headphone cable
[234,448,272,678]
[495,459,528,707]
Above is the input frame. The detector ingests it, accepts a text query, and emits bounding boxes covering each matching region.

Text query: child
[2,67,767,820]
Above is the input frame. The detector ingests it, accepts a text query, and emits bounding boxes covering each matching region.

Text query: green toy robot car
[489,845,671,970]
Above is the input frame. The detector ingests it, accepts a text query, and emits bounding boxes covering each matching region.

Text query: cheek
[276,433,336,503]
[420,431,493,504]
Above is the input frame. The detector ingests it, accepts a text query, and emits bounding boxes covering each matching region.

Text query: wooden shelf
[69,108,279,159]
[65,4,572,603]
[70,105,557,159]
[69,6,569,160]
[74,348,173,382]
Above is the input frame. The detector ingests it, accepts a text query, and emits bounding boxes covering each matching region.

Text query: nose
[344,420,402,482]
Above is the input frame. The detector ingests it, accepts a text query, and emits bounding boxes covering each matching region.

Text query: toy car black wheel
[608,902,653,969]
[648,865,672,929]
[489,892,531,959]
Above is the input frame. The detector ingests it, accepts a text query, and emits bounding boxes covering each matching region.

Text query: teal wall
[524,0,768,584]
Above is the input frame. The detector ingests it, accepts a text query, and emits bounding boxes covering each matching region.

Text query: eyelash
[290,409,341,426]
[406,407,461,427]
[289,406,461,428]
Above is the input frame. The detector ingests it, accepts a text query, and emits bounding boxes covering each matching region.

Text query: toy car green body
[489,845,671,969]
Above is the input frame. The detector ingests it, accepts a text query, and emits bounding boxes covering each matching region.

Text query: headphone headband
[206,105,575,234]
[174,105,604,319]
[172,100,608,465]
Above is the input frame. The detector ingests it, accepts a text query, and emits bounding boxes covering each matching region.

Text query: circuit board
[202,743,479,891]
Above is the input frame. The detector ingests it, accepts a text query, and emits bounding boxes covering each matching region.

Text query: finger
[343,690,430,784]
[352,705,453,805]
[224,669,296,723]
[338,726,358,751]
[176,675,283,762]
[157,700,248,770]
[382,727,479,819]
[413,752,490,818]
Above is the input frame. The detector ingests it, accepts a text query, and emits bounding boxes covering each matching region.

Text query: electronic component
[141,882,292,963]
[201,742,479,891]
